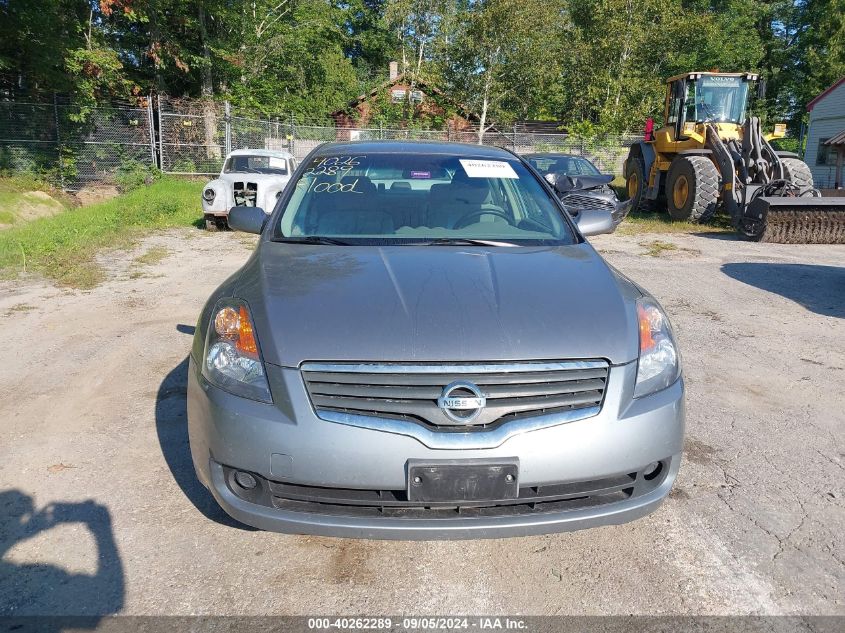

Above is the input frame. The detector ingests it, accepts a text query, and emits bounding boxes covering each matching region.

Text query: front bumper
[187,357,684,539]
[612,198,634,225]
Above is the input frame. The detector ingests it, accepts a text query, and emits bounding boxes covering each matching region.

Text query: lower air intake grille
[221,462,672,520]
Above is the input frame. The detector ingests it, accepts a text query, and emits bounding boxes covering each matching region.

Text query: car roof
[312,140,518,158]
[227,148,294,159]
[522,153,584,159]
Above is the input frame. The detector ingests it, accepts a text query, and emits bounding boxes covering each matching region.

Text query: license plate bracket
[407,459,519,503]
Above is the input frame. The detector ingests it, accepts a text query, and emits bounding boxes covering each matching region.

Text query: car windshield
[527,156,601,177]
[274,152,576,244]
[225,155,288,175]
[686,76,749,123]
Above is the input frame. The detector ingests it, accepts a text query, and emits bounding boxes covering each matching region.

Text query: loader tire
[780,158,813,188]
[626,158,659,213]
[666,156,720,222]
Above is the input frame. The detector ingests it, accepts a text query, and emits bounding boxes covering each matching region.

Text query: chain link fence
[0,99,155,190]
[2,96,641,188]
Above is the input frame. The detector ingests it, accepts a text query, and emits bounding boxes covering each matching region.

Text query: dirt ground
[0,228,842,616]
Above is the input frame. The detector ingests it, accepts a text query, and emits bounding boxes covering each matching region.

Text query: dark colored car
[524,153,631,226]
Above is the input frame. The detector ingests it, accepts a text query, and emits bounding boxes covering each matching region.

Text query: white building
[805,77,845,190]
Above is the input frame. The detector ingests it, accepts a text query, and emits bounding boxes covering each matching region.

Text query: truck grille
[301,361,609,428]
[233,181,258,206]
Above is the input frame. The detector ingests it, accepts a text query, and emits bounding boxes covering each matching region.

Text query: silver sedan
[188,141,685,539]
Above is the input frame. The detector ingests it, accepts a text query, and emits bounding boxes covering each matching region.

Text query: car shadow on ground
[721,262,845,318]
[0,489,124,627]
[691,231,741,240]
[155,356,254,530]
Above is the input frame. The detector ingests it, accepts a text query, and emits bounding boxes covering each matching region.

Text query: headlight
[202,299,272,403]
[634,297,681,398]
[203,188,216,202]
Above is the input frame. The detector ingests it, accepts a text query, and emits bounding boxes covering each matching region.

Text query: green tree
[438,0,564,142]
[787,0,845,122]
[559,0,764,133]
[0,0,133,106]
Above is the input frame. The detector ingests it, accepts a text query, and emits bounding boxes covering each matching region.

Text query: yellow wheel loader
[623,72,845,243]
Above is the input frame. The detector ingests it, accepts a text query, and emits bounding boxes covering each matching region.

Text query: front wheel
[205,215,229,231]
[625,157,666,214]
[626,158,655,213]
[666,155,720,222]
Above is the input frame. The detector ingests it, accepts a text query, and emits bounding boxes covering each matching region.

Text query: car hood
[217,172,291,186]
[553,173,614,192]
[236,243,642,367]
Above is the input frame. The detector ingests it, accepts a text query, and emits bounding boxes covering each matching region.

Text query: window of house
[391,89,406,103]
[816,138,837,166]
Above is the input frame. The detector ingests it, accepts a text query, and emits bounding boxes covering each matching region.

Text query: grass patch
[641,240,678,257]
[3,303,36,317]
[129,246,171,279]
[0,210,16,225]
[133,246,171,266]
[618,211,733,236]
[0,173,52,194]
[0,174,77,208]
[0,177,203,288]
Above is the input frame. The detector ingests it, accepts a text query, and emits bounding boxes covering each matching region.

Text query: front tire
[666,155,719,222]
[626,158,657,213]
[205,216,228,231]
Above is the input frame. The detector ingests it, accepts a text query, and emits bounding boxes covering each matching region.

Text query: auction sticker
[459,159,518,179]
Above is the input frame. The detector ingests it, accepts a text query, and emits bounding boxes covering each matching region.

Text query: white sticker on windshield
[269,157,287,169]
[459,159,518,179]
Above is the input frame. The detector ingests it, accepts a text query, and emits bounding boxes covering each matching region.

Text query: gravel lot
[0,228,842,616]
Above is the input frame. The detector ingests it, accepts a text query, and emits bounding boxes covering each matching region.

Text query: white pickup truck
[201,149,297,230]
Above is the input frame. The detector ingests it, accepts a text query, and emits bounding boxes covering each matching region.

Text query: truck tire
[780,157,814,188]
[666,155,719,222]
[626,158,657,213]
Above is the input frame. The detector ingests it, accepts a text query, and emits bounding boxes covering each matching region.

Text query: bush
[770,137,802,155]
[170,158,198,174]
[0,146,62,183]
[114,160,160,192]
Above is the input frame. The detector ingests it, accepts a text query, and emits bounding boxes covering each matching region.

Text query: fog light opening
[234,471,257,490]
[643,461,663,481]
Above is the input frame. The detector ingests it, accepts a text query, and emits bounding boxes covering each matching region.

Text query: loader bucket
[740,196,845,244]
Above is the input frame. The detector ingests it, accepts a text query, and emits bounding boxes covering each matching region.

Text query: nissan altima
[187,141,685,539]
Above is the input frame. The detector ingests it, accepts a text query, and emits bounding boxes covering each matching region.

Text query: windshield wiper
[416,238,519,247]
[278,236,353,245]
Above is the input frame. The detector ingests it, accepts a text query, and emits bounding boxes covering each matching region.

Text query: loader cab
[664,72,757,140]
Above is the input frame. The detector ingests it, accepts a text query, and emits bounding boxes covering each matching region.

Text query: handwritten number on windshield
[303,155,365,178]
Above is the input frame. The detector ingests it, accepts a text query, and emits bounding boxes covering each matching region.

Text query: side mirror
[575,208,614,237]
[228,206,267,234]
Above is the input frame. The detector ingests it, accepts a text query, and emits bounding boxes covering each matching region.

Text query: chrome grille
[301,361,609,428]
[559,193,615,212]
